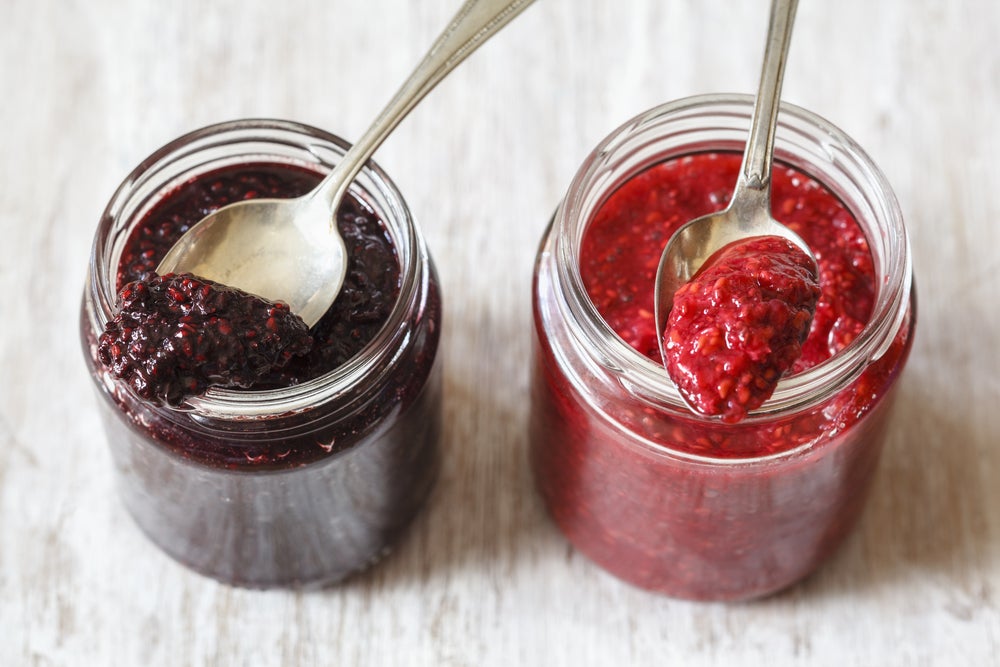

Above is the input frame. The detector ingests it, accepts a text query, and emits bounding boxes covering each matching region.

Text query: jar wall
[92,327,441,588]
[530,291,912,600]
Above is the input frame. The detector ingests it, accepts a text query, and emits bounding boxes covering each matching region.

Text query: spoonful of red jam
[653,0,820,421]
[156,0,535,329]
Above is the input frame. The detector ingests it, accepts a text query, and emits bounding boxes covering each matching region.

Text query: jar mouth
[89,118,425,419]
[553,93,912,426]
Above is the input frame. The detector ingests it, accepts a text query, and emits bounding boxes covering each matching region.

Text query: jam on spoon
[662,235,820,422]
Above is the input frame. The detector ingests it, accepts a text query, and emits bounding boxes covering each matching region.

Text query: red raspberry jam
[81,122,442,588]
[663,234,820,423]
[531,98,914,601]
[581,152,873,378]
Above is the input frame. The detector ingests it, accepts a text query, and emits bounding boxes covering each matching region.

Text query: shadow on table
[336,340,998,607]
[772,376,997,606]
[335,322,553,594]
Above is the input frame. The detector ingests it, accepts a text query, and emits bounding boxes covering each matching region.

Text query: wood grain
[2,0,998,664]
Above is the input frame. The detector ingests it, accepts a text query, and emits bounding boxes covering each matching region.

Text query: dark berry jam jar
[81,120,442,588]
[530,95,915,601]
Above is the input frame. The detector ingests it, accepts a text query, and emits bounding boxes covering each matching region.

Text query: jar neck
[550,94,911,420]
[87,118,427,420]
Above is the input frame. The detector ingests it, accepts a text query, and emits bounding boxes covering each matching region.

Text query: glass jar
[81,119,442,588]
[530,94,915,601]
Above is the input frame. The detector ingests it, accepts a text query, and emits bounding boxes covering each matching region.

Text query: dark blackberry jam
[82,121,442,587]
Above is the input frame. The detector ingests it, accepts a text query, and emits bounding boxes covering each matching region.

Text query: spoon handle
[314,0,536,213]
[740,0,798,192]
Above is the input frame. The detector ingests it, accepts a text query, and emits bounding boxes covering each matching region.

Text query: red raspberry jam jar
[530,95,915,601]
[81,120,442,588]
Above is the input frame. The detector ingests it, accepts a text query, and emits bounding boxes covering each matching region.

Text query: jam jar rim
[547,93,912,446]
[88,118,428,420]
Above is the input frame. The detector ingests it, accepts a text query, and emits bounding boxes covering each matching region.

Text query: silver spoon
[653,0,814,364]
[157,0,535,328]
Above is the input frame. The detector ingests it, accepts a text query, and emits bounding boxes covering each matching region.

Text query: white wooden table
[3,0,998,664]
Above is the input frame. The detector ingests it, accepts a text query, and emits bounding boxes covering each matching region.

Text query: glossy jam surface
[117,163,401,389]
[581,152,874,373]
[664,235,820,422]
[98,163,426,469]
[531,149,913,600]
[99,273,313,406]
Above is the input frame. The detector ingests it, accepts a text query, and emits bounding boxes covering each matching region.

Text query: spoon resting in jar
[157,0,535,328]
[653,0,815,366]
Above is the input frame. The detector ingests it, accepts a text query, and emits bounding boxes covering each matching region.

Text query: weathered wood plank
[1,0,997,664]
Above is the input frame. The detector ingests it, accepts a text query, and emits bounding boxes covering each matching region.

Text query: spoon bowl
[157,0,535,328]
[156,193,347,330]
[653,0,814,365]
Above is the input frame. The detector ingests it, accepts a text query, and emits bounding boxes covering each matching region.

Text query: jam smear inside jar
[81,121,442,588]
[530,97,915,601]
